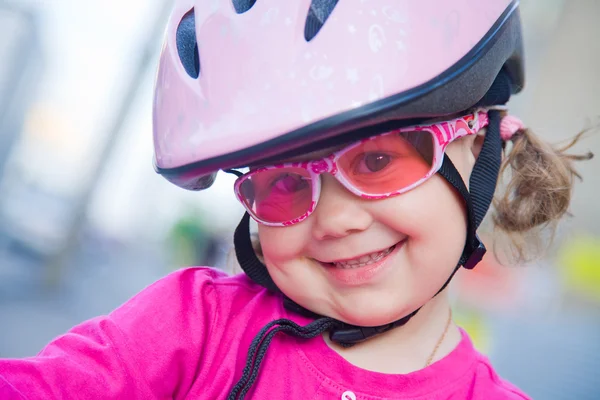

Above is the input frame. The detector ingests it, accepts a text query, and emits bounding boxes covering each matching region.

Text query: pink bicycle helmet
[152,0,525,372]
[153,0,523,190]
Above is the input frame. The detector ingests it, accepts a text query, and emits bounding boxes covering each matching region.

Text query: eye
[271,173,310,194]
[355,153,393,174]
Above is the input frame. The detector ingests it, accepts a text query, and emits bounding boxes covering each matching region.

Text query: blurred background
[0,0,598,398]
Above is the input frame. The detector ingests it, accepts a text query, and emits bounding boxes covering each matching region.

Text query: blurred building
[0,3,43,182]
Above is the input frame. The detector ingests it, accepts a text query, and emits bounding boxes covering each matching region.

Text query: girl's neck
[323,292,461,374]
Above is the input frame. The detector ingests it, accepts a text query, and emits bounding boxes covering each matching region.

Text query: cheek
[375,175,468,268]
[257,223,330,309]
[257,224,310,265]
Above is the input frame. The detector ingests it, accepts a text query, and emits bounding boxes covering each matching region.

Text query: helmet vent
[232,0,257,14]
[304,0,339,41]
[176,9,200,79]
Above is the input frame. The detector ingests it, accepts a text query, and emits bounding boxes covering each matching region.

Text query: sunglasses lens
[337,130,435,195]
[238,168,314,224]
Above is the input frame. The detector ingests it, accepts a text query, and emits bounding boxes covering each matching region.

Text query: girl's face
[257,135,480,327]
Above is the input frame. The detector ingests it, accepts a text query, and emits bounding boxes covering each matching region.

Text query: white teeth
[358,254,371,263]
[332,246,395,269]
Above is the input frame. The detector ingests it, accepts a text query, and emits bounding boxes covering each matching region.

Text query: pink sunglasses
[234,110,489,226]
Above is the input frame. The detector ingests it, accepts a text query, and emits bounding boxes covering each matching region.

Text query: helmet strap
[232,106,505,347]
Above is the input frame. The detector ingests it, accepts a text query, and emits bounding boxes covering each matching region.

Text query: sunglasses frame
[234,110,489,226]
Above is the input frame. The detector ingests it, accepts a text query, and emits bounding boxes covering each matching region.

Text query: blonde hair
[492,126,593,263]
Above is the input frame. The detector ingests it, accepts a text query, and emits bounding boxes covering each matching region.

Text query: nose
[311,174,374,240]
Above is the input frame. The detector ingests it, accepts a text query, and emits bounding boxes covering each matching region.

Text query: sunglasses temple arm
[225,169,244,178]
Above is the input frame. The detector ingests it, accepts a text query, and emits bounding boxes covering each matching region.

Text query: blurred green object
[167,208,213,269]
[558,235,600,303]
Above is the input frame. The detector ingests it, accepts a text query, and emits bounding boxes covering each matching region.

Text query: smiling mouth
[322,243,399,270]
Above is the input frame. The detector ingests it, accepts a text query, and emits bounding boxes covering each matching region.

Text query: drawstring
[227,317,339,400]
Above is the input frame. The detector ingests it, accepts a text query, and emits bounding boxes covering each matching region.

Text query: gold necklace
[424,309,453,367]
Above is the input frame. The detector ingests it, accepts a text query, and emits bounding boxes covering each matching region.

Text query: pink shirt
[0,267,530,399]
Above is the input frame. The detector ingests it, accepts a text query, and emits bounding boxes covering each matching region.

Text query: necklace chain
[425,309,453,367]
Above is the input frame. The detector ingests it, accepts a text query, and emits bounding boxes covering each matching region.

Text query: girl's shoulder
[146,266,287,330]
[159,266,280,309]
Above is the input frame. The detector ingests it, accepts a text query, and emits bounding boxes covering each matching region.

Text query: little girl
[0,1,592,399]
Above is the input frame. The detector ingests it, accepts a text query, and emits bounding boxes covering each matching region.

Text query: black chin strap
[233,212,279,293]
[232,109,503,345]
